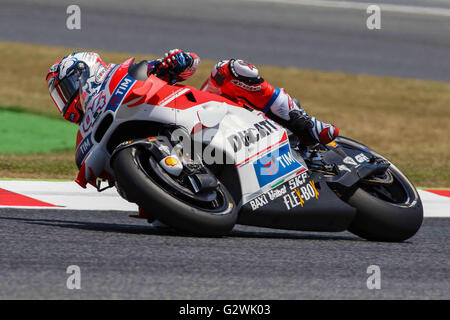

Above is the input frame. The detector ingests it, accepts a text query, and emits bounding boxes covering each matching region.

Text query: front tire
[112,146,237,236]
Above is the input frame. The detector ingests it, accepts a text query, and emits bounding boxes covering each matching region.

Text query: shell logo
[327,141,338,147]
[164,157,179,167]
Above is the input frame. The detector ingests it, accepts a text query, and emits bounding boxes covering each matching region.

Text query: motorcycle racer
[200,58,338,145]
[46,49,338,146]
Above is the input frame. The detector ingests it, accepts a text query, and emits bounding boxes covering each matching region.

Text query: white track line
[247,0,450,18]
[0,181,449,217]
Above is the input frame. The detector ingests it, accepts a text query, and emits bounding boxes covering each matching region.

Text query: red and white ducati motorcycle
[74,59,423,242]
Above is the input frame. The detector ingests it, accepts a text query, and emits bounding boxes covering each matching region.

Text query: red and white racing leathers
[198,58,338,145]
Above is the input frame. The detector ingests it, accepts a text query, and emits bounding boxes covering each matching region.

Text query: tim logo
[105,74,135,112]
[260,155,279,176]
[75,133,93,168]
[253,144,303,187]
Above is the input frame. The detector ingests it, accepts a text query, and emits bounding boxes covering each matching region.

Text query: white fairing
[77,68,306,206]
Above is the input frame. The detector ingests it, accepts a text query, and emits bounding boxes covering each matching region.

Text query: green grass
[0,41,449,187]
[0,108,77,154]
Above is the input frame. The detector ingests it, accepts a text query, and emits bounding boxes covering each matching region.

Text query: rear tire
[336,137,424,242]
[112,146,237,236]
[347,186,423,242]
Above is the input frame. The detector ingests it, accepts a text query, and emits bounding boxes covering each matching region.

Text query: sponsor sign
[105,74,135,112]
[248,171,311,212]
[75,133,93,168]
[355,153,370,163]
[283,180,320,210]
[230,79,261,91]
[343,156,357,166]
[227,119,278,152]
[253,143,304,187]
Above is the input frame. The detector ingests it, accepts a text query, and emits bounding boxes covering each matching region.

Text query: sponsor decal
[283,181,320,210]
[253,143,303,187]
[158,88,191,107]
[95,65,108,83]
[248,172,310,212]
[75,133,93,168]
[227,119,278,152]
[105,74,135,112]
[249,194,269,211]
[343,156,357,166]
[94,93,107,115]
[230,79,261,92]
[355,153,370,163]
[164,157,179,167]
[288,172,309,191]
[267,184,288,201]
[327,141,338,147]
[81,104,94,133]
[249,182,288,211]
[338,164,351,173]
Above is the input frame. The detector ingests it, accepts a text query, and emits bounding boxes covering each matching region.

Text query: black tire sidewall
[347,161,423,242]
[347,186,423,242]
[112,147,237,236]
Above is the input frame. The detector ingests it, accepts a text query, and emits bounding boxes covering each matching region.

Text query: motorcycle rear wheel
[112,146,237,236]
[336,137,423,242]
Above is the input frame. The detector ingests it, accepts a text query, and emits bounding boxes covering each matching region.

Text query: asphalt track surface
[0,208,448,299]
[1,0,450,81]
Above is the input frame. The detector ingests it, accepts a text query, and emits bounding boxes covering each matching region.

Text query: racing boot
[287,107,339,146]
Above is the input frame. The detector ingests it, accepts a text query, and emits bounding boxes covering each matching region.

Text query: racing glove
[151,49,194,84]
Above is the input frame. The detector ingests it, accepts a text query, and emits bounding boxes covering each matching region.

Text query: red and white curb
[0,181,449,217]
[0,181,137,212]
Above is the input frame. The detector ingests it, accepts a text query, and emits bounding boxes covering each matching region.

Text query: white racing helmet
[46,52,107,123]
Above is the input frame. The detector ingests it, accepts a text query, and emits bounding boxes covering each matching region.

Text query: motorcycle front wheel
[111,146,237,236]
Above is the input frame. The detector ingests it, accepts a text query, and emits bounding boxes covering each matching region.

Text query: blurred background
[0,0,449,186]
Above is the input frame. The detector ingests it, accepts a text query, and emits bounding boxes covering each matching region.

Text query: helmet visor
[49,63,86,115]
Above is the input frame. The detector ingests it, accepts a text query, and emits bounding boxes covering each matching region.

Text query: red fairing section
[108,58,135,94]
[75,162,87,188]
[145,83,240,110]
[75,130,83,149]
[123,71,240,110]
